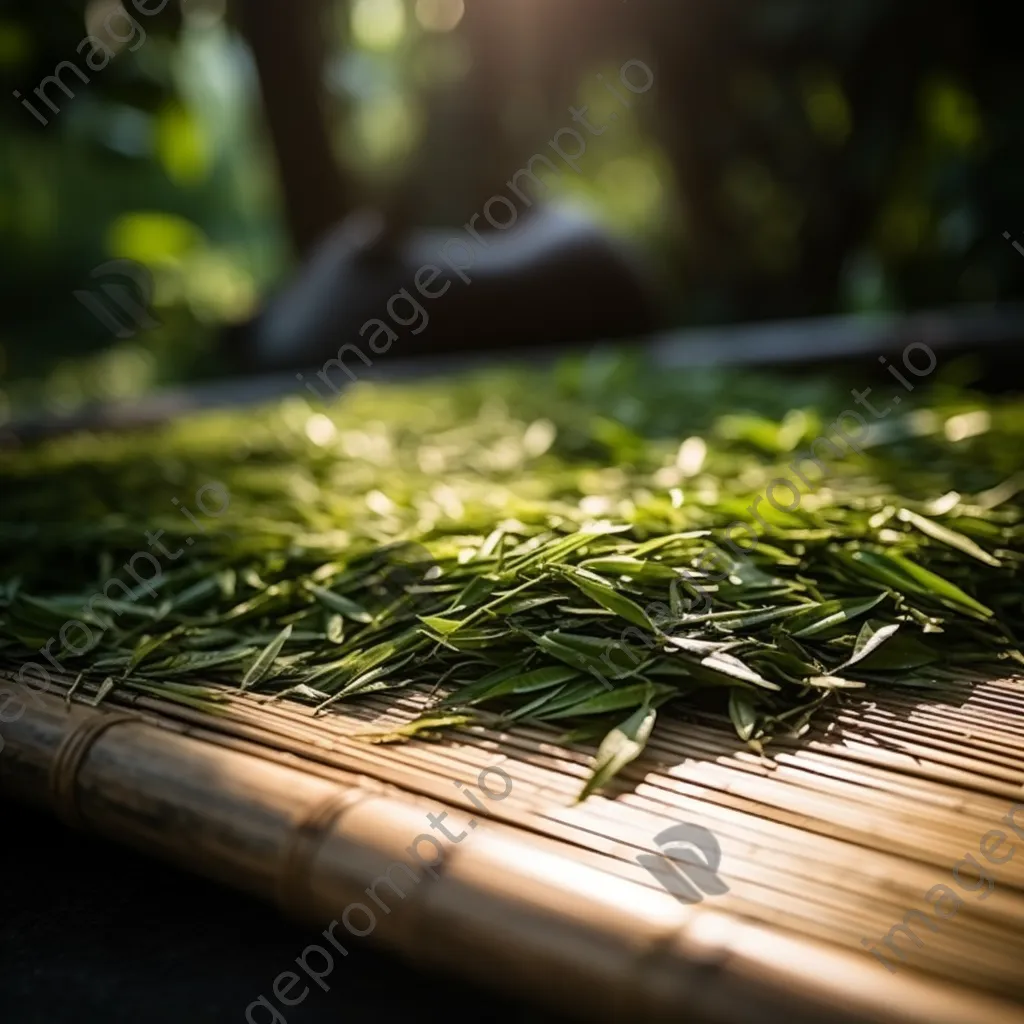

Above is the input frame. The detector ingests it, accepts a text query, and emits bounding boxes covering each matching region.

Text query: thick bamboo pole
[2,685,1023,1024]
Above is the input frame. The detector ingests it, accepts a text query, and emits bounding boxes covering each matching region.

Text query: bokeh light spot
[415,0,465,33]
[352,0,407,52]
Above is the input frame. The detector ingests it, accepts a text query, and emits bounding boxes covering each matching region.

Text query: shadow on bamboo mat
[0,802,570,1024]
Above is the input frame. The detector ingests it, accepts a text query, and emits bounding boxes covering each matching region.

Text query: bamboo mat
[2,667,1023,1024]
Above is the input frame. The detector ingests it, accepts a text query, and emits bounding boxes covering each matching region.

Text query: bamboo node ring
[278,786,373,915]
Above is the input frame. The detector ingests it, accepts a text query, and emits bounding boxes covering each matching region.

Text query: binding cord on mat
[49,712,136,829]
[277,786,376,917]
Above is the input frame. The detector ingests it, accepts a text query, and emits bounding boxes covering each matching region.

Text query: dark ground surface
[0,800,574,1024]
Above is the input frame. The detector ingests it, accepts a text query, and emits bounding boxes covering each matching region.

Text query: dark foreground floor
[0,801,572,1024]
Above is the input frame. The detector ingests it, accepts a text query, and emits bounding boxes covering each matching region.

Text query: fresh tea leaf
[577,704,657,801]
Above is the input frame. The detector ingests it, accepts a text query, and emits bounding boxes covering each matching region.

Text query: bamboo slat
[1,670,1023,1024]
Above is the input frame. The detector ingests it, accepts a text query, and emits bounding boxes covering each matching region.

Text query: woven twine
[49,713,136,829]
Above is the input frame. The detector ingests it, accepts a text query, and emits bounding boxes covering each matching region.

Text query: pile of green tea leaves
[1,353,1022,798]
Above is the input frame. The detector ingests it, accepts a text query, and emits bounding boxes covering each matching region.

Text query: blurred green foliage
[0,0,283,413]
[0,0,1022,418]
